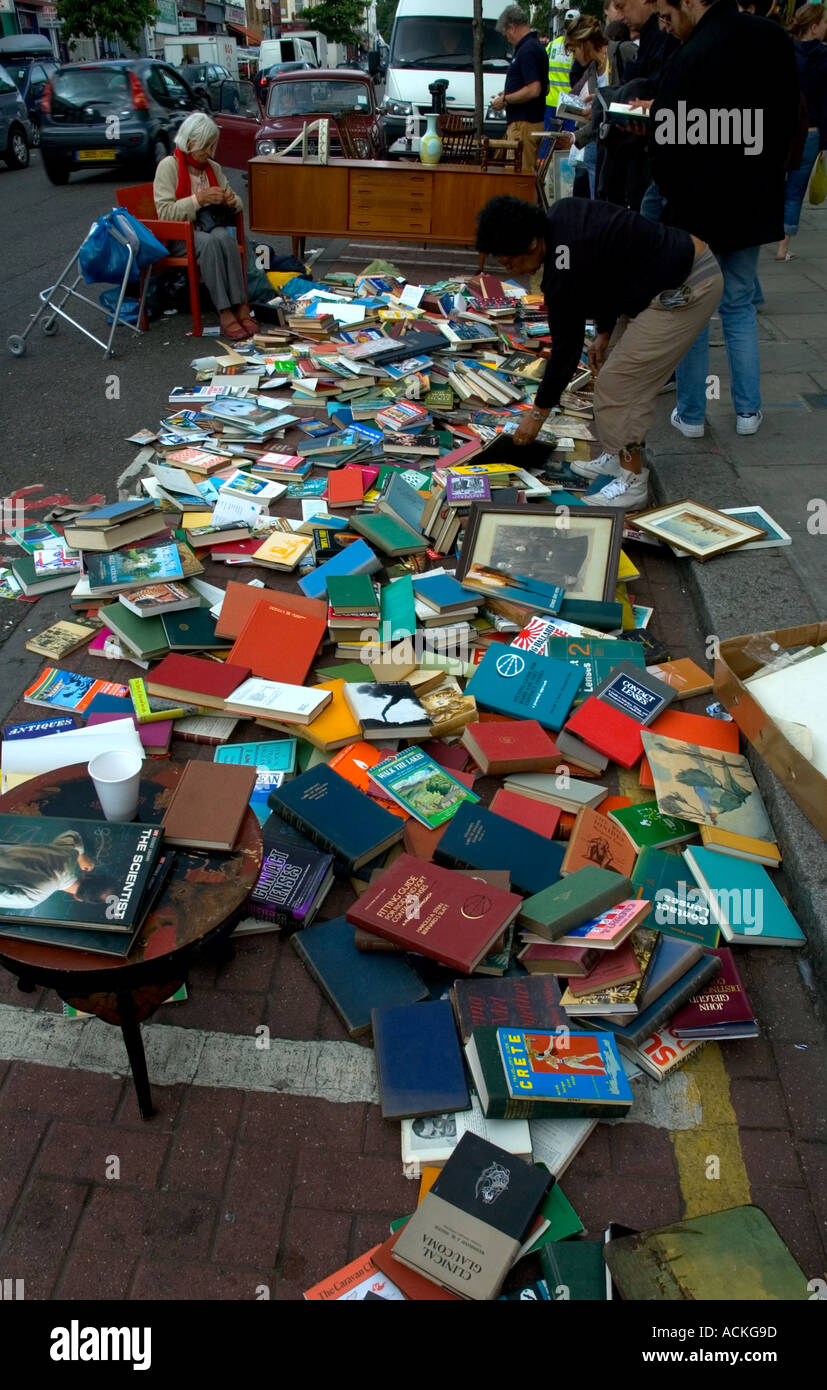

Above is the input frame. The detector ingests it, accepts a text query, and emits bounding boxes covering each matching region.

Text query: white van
[382,0,513,147]
[259,36,321,72]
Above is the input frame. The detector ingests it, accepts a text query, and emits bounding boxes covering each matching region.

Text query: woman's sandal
[221,320,249,341]
[239,317,258,337]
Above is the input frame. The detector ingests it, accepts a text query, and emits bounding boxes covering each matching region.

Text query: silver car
[0,61,32,168]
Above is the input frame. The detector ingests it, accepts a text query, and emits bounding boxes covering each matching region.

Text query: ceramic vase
[419,112,443,166]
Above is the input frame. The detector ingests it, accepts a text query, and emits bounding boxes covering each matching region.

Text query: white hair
[175,111,220,154]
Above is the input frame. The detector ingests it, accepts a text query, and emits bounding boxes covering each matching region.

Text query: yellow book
[259,678,360,752]
[615,581,636,630]
[181,511,213,530]
[251,532,312,570]
[417,1167,441,1205]
[699,824,782,867]
[617,549,641,582]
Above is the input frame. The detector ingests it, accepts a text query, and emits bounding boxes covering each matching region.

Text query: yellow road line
[670,1044,752,1217]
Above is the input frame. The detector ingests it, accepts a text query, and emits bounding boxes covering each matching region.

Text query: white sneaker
[570,450,622,480]
[670,408,704,438]
[583,467,650,510]
[736,411,763,435]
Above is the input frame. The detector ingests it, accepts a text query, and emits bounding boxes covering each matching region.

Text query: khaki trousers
[508,119,545,172]
[594,248,724,455]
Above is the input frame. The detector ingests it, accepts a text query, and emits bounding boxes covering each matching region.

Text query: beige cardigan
[153,154,243,222]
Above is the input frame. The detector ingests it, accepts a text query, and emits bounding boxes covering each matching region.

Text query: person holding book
[153,112,254,343]
[491,5,550,172]
[776,4,827,261]
[475,194,723,509]
[564,15,611,195]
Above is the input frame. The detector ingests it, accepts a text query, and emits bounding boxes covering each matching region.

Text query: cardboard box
[714,623,827,841]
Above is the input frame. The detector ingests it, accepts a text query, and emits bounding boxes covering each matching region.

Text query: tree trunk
[473,0,484,137]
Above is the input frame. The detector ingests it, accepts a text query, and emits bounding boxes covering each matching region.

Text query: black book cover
[432,1132,552,1241]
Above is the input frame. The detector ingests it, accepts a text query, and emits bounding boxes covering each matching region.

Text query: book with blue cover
[434,802,565,896]
[412,573,479,612]
[682,846,805,947]
[215,740,297,776]
[497,1028,634,1107]
[292,916,428,1038]
[85,543,183,594]
[297,538,382,600]
[371,999,470,1120]
[268,764,404,872]
[74,499,155,528]
[3,717,75,741]
[466,646,584,733]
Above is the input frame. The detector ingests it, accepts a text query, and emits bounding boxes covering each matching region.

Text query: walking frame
[7,219,151,360]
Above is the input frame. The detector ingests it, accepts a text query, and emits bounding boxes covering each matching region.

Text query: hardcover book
[451,975,566,1045]
[465,1026,634,1120]
[682,846,804,947]
[559,806,638,879]
[391,1132,553,1300]
[488,789,562,840]
[228,598,327,687]
[608,801,697,852]
[268,765,404,871]
[518,866,633,943]
[84,543,184,593]
[248,835,334,931]
[343,682,431,741]
[371,999,470,1120]
[641,733,775,842]
[147,654,251,711]
[669,947,758,1039]
[570,953,721,1047]
[553,898,653,950]
[162,761,255,851]
[434,803,566,897]
[630,845,720,949]
[345,853,523,973]
[291,916,428,1037]
[461,719,562,776]
[0,814,162,932]
[466,647,584,733]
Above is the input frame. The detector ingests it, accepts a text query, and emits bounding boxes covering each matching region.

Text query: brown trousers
[594,248,724,455]
[508,119,545,172]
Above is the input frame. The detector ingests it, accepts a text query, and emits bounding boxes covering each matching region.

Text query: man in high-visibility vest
[546,14,578,120]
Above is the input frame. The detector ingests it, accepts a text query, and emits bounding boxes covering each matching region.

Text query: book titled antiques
[391,1132,552,1300]
[0,814,162,933]
[346,854,523,974]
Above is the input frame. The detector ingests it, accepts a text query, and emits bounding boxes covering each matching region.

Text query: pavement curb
[647,430,827,996]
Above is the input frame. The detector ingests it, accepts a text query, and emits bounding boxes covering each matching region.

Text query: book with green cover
[325,573,378,612]
[603,1206,811,1301]
[544,637,646,698]
[538,1240,606,1298]
[349,512,429,556]
[379,575,416,640]
[519,866,633,942]
[630,846,720,949]
[98,603,169,660]
[609,801,697,851]
[368,745,478,828]
[527,1186,585,1253]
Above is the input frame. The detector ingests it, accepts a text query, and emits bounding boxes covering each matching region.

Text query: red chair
[115,182,247,336]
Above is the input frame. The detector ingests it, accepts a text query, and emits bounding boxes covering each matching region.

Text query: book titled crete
[466,1026,634,1120]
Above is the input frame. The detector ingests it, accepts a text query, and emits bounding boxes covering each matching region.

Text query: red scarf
[174,147,219,199]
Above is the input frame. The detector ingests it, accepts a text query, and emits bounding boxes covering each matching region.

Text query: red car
[213,68,385,169]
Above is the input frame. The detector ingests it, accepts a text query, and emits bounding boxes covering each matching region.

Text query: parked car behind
[255,59,313,104]
[39,59,203,185]
[0,34,56,146]
[213,68,385,169]
[0,61,33,169]
[174,61,232,110]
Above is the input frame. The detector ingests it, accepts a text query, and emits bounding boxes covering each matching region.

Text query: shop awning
[226,21,262,44]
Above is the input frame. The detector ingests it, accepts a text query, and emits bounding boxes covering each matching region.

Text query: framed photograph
[631,500,766,560]
[456,503,624,603]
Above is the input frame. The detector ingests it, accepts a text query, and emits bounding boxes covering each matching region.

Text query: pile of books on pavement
[0,260,811,1301]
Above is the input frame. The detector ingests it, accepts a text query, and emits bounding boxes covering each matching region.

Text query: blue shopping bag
[79,208,168,285]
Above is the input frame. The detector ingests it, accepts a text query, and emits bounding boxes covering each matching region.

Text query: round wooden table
[0,761,263,1118]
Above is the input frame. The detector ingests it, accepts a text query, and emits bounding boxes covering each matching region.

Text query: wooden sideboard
[247,156,538,254]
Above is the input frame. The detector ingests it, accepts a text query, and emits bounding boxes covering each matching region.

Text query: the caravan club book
[0,815,161,933]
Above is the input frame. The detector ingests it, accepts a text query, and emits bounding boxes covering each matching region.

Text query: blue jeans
[783,128,820,236]
[640,180,665,223]
[675,246,761,423]
[583,140,598,197]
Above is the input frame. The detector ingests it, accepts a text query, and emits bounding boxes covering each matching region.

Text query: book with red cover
[669,947,758,1039]
[517,942,600,976]
[565,938,642,997]
[228,597,326,686]
[209,538,261,560]
[461,719,562,776]
[215,581,327,641]
[639,709,740,790]
[563,697,646,769]
[373,1229,460,1302]
[450,974,565,1044]
[147,653,250,707]
[346,853,523,973]
[326,466,365,508]
[436,439,483,470]
[489,788,561,840]
[560,805,638,878]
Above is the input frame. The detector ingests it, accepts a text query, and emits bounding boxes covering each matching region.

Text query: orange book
[261,678,360,752]
[330,740,407,819]
[214,581,326,640]
[373,1229,460,1302]
[639,709,739,790]
[559,805,638,878]
[228,597,326,686]
[647,658,714,700]
[303,1246,401,1301]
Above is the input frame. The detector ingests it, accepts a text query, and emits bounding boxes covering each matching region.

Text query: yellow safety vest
[546,36,571,110]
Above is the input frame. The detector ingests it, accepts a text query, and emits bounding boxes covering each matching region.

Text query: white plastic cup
[88,749,143,823]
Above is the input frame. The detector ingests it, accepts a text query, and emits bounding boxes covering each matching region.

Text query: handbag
[195,204,238,232]
[809,153,827,206]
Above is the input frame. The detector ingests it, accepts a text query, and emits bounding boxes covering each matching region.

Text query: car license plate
[77,149,116,161]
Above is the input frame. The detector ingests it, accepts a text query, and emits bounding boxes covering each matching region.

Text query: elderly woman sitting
[154,111,255,341]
